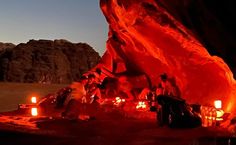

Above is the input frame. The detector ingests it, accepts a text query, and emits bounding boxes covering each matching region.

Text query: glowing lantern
[214,100,224,123]
[31,96,37,104]
[31,107,38,116]
[214,100,222,109]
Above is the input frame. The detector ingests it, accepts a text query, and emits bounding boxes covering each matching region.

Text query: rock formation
[0,39,100,84]
[98,0,236,112]
[153,0,236,78]
[0,42,15,51]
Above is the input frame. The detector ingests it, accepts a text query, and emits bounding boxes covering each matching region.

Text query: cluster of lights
[214,100,224,121]
[31,96,38,117]
[136,101,147,109]
[201,100,224,127]
[112,97,125,106]
[201,106,216,127]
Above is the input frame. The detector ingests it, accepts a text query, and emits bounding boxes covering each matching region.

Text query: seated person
[62,76,88,120]
[159,73,181,99]
[168,77,181,99]
[86,74,102,104]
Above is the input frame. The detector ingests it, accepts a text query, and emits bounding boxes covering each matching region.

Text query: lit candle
[31,96,37,104]
[31,108,38,116]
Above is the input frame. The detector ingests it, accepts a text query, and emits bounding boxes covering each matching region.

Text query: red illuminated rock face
[99,0,236,112]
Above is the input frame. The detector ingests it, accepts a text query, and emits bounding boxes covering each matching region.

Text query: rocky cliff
[0,39,101,84]
[0,42,15,51]
[98,0,236,112]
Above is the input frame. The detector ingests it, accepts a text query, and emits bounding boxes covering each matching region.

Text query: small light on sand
[214,100,222,109]
[31,108,38,116]
[31,96,37,104]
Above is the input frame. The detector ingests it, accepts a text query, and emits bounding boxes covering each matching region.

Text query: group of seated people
[60,71,203,128]
[61,69,182,120]
[138,73,182,101]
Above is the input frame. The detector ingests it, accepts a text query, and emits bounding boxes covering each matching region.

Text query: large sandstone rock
[0,39,100,83]
[98,0,236,112]
[153,0,236,77]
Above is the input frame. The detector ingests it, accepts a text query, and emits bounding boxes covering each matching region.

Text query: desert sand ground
[0,113,234,145]
[0,83,235,145]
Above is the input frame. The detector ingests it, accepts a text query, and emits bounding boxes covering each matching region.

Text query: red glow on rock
[98,0,236,112]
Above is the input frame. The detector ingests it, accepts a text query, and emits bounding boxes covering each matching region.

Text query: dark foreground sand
[0,110,235,145]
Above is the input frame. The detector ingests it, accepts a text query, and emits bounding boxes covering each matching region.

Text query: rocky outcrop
[154,0,236,77]
[98,0,236,112]
[0,42,15,51]
[0,39,100,84]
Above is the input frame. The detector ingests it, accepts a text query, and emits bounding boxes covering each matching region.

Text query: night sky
[0,0,108,55]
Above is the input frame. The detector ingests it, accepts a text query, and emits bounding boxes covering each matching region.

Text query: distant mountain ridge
[0,39,101,84]
[0,42,15,51]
